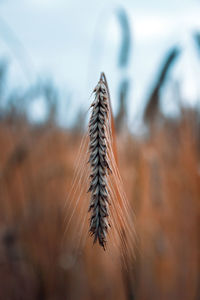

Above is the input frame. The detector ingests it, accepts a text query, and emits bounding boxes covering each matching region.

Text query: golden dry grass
[0,107,199,300]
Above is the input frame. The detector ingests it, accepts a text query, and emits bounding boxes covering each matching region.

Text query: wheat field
[0,70,199,299]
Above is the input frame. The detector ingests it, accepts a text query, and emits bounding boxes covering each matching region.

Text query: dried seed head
[88,74,111,249]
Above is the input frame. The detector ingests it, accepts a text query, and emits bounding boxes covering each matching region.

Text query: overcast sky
[0,0,200,127]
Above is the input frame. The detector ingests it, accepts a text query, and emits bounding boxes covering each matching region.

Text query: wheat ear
[88,73,112,249]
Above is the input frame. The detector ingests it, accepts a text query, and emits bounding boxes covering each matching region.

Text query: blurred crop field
[0,2,200,300]
[0,70,200,300]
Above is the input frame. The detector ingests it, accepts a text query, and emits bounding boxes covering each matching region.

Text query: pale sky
[0,0,200,127]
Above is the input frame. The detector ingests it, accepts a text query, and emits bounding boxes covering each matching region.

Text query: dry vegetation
[0,92,200,300]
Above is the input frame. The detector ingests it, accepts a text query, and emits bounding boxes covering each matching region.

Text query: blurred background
[0,0,200,299]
